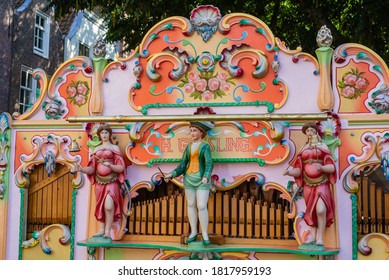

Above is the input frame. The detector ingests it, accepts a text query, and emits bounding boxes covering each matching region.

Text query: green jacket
[171,142,213,180]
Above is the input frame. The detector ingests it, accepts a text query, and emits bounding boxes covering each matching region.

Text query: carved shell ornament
[316,25,333,47]
[190,5,222,42]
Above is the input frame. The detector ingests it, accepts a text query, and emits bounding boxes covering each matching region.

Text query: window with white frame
[19,66,38,114]
[34,10,50,58]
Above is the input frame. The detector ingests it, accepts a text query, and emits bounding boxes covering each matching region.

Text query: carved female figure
[164,121,214,245]
[284,123,336,247]
[77,124,126,240]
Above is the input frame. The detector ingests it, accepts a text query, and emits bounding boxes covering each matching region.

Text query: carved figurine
[284,123,336,248]
[77,124,126,241]
[164,121,214,245]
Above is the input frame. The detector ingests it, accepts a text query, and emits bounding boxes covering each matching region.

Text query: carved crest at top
[190,5,222,42]
[131,5,294,114]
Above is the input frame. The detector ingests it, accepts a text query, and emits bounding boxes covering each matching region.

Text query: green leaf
[239,19,253,26]
[150,33,159,40]
[150,85,157,94]
[220,38,228,44]
[162,23,173,30]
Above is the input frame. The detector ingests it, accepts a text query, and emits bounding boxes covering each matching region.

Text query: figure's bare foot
[316,239,324,246]
[304,238,315,245]
[93,232,104,237]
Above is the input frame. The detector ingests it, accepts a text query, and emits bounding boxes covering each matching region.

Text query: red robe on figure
[87,148,125,223]
[292,144,336,228]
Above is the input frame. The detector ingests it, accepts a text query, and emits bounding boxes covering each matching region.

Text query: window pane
[19,104,25,113]
[25,91,30,103]
[21,71,26,86]
[78,42,90,56]
[19,68,35,113]
[27,72,32,87]
[33,11,49,57]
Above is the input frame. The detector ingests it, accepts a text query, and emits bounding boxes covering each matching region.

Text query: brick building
[0,0,16,113]
[0,0,114,115]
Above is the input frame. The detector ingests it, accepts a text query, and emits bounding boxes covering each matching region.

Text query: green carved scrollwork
[141,101,275,115]
[0,113,12,200]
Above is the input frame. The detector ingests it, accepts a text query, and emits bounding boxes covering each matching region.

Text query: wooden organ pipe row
[128,191,291,239]
[357,177,389,235]
[27,164,73,237]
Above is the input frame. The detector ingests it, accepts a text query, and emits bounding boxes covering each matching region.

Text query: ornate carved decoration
[0,113,11,199]
[14,134,83,189]
[21,224,71,254]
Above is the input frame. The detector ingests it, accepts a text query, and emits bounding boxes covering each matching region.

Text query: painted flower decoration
[178,69,235,101]
[368,87,389,114]
[66,80,90,107]
[338,68,369,99]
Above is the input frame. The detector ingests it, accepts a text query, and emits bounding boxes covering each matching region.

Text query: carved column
[315,26,335,111]
[0,113,12,259]
[90,38,108,116]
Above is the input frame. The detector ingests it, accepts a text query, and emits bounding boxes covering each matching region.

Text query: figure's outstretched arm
[77,164,94,175]
[283,167,301,177]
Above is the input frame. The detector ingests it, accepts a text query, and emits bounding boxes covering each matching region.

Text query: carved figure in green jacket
[165,121,214,245]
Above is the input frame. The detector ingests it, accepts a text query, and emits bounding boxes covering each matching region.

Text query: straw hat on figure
[164,121,214,245]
